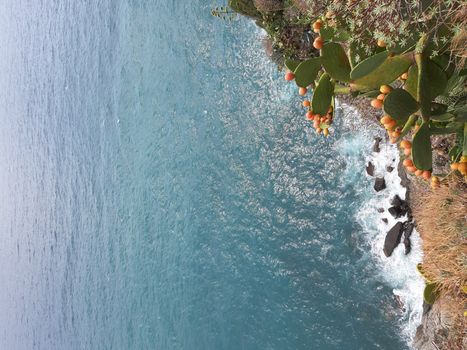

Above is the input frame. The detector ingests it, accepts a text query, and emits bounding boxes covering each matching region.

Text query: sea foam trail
[338,101,425,348]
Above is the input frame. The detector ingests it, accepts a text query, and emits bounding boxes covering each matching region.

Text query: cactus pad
[350,51,388,80]
[411,122,433,170]
[294,57,322,88]
[321,42,351,82]
[312,73,334,116]
[383,88,419,121]
[285,59,301,73]
[352,53,412,88]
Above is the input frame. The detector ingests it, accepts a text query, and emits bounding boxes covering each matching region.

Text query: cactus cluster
[283,18,466,183]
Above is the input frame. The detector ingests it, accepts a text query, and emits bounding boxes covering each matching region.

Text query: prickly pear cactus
[383,88,419,121]
[320,42,351,82]
[312,73,334,116]
[294,58,322,88]
[412,122,433,171]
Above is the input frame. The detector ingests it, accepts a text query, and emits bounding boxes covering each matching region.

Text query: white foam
[338,101,425,348]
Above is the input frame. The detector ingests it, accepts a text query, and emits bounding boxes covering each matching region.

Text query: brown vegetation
[412,178,466,303]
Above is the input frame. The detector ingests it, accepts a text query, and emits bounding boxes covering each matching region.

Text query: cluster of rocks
[367,137,416,257]
[381,196,414,257]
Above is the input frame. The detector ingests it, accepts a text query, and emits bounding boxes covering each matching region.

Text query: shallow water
[0,1,422,349]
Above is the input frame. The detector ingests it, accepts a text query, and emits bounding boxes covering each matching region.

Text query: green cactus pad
[411,122,432,170]
[294,57,322,88]
[404,65,418,99]
[350,51,388,80]
[285,59,301,73]
[352,53,412,88]
[427,59,447,98]
[321,42,351,82]
[312,73,334,116]
[383,88,419,121]
[416,38,431,121]
[432,53,455,79]
[423,283,439,305]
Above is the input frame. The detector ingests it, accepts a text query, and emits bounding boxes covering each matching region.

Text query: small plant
[423,283,440,305]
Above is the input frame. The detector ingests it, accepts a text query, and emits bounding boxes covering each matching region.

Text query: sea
[0,1,424,349]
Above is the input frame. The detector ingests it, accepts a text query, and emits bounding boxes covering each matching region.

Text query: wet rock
[382,218,388,224]
[366,162,375,176]
[374,177,386,192]
[403,222,415,238]
[373,137,382,153]
[389,195,410,217]
[404,236,411,255]
[383,222,403,257]
[386,165,394,173]
[388,206,403,218]
[377,208,385,213]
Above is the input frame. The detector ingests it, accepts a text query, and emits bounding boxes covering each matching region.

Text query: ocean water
[0,1,424,349]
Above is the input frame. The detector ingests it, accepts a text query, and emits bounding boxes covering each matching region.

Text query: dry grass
[412,178,467,300]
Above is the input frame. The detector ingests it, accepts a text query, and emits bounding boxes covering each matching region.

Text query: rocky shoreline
[364,117,457,350]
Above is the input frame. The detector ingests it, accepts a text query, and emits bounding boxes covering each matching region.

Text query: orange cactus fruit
[285,72,295,81]
[313,37,323,50]
[459,162,467,175]
[377,94,386,101]
[371,99,383,109]
[385,120,397,131]
[422,171,432,180]
[380,85,392,94]
[380,115,393,124]
[400,140,412,149]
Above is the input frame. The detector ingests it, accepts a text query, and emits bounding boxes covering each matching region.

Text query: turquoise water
[0,1,413,349]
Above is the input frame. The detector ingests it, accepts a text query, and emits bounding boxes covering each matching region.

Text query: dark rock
[383,222,404,257]
[390,195,405,207]
[374,177,386,192]
[366,162,375,176]
[386,165,394,173]
[388,206,403,218]
[382,218,388,224]
[403,222,415,238]
[373,137,382,153]
[397,160,411,194]
[389,195,410,217]
[377,208,385,213]
[404,236,411,255]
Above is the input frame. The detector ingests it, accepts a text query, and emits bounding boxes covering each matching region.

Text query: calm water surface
[0,1,411,349]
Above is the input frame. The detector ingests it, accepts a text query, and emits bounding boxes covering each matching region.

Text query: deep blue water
[0,1,412,349]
